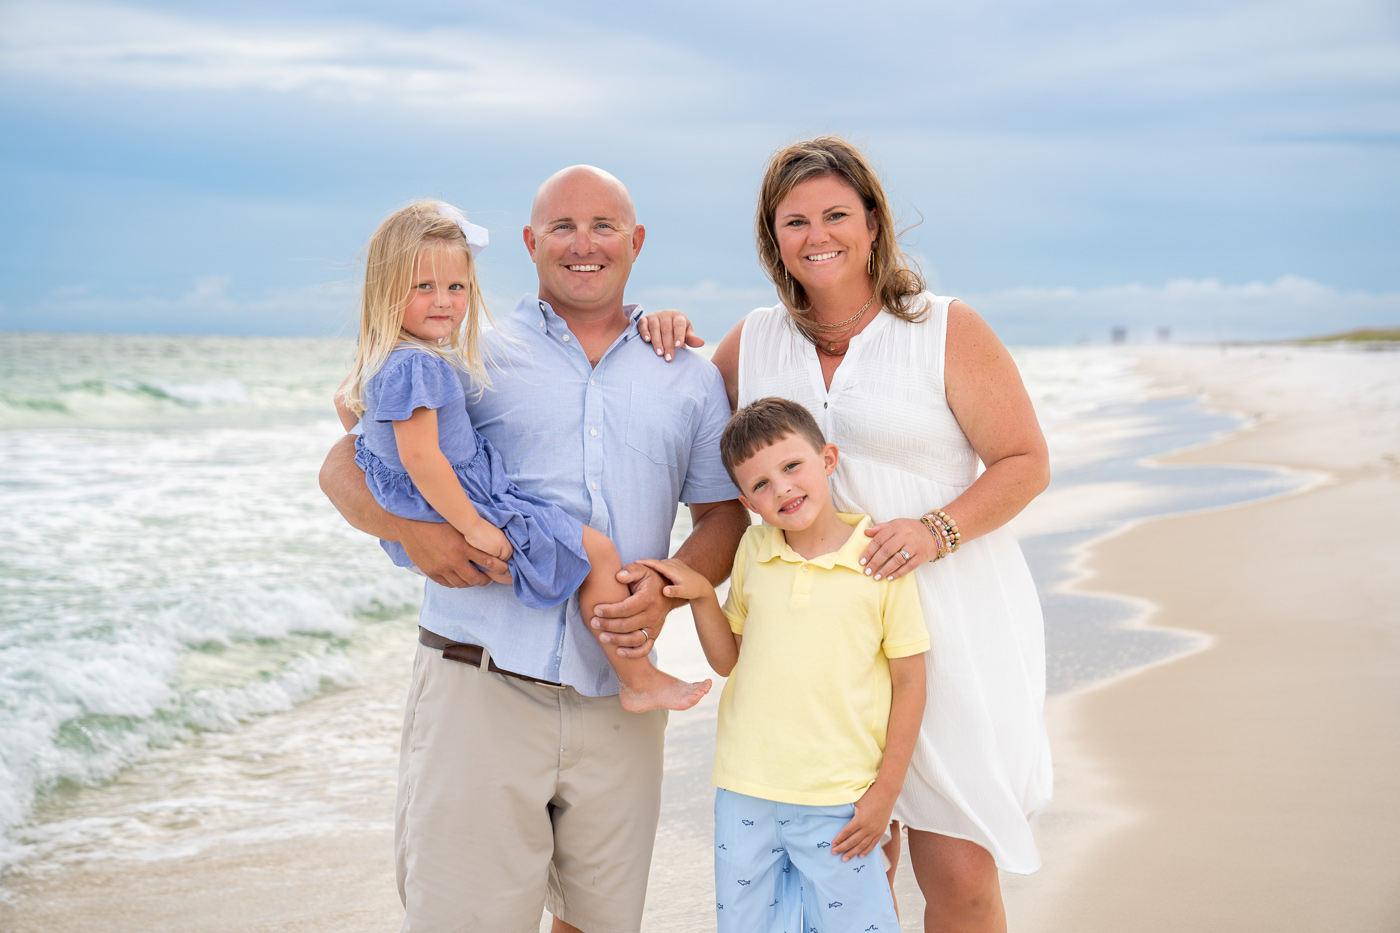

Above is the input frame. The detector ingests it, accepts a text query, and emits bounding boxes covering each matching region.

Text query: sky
[0,0,1397,344]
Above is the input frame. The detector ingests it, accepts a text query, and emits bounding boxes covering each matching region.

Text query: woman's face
[773,174,878,297]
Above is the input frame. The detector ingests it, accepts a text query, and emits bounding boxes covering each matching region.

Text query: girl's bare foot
[619,668,712,713]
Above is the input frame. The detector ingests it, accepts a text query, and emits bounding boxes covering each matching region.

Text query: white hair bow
[436,202,489,256]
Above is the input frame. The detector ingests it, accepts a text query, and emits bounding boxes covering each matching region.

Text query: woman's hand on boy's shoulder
[636,557,715,602]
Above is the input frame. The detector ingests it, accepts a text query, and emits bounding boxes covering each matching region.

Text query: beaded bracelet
[920,508,961,560]
[919,514,949,561]
[929,509,961,552]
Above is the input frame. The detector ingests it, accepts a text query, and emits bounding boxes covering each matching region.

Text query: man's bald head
[523,164,646,321]
[530,165,636,229]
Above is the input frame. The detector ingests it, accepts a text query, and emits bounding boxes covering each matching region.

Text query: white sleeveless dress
[737,294,1052,873]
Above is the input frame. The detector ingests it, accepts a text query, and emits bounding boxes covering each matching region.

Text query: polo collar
[753,513,872,572]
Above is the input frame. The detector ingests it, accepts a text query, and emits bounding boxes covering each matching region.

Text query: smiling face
[524,166,645,319]
[400,244,472,343]
[773,174,878,299]
[732,432,840,534]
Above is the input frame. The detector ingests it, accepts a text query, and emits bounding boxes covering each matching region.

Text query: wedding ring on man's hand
[898,549,912,562]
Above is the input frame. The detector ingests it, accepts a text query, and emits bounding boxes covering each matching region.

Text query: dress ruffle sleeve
[371,351,465,422]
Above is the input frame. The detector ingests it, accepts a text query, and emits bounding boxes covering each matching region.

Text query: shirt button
[802,566,810,572]
[824,402,829,409]
[591,482,598,490]
[589,427,598,436]
[589,379,596,386]
[562,334,571,342]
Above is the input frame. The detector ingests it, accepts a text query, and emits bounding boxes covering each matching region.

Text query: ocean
[0,332,1306,912]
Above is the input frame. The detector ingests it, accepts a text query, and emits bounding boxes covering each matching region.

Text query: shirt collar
[752,513,873,572]
[524,295,644,343]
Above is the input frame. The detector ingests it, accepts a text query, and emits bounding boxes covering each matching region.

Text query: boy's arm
[831,652,927,860]
[594,498,749,660]
[688,588,742,678]
[635,557,741,676]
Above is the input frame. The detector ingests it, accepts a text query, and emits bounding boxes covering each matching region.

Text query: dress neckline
[804,309,891,400]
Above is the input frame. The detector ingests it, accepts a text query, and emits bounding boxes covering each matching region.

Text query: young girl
[337,201,710,713]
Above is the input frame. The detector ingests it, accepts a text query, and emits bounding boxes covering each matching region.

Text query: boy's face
[732,432,840,534]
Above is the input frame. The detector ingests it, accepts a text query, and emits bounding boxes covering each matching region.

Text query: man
[319,165,748,932]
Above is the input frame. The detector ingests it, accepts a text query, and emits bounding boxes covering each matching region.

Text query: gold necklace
[811,294,877,356]
[809,294,877,332]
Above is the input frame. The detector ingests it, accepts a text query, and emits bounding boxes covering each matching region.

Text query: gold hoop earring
[867,249,875,276]
[784,266,791,287]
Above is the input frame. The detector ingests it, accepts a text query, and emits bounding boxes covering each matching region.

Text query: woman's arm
[860,300,1050,579]
[393,407,513,563]
[708,319,744,412]
[940,300,1050,534]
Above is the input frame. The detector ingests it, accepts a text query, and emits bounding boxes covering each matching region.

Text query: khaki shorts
[395,641,667,933]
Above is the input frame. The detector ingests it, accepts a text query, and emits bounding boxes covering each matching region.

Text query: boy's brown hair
[720,397,828,486]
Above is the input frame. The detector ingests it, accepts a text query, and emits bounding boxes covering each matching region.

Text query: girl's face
[401,245,473,343]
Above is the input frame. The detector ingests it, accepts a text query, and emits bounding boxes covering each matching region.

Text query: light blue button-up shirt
[418,295,740,695]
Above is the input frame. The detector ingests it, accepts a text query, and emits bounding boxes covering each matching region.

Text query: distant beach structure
[1111,326,1128,344]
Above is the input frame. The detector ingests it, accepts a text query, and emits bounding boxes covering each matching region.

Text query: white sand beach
[1009,343,1400,932]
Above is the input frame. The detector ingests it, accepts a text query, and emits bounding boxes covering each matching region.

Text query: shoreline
[1011,345,1400,931]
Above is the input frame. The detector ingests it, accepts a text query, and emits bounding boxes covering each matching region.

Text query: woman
[643,137,1051,932]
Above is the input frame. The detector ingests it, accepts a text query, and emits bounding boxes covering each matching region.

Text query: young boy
[640,397,927,932]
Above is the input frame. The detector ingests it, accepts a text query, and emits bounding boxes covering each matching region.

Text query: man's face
[524,170,645,317]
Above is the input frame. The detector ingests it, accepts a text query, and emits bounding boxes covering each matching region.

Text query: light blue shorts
[714,788,899,933]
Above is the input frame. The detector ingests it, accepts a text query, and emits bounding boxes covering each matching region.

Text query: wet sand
[1009,345,1400,931]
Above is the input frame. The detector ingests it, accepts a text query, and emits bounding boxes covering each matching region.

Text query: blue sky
[1,0,1397,343]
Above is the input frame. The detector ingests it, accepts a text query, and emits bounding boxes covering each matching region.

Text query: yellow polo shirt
[715,513,930,806]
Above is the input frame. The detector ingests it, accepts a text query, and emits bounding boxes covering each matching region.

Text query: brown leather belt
[418,627,565,688]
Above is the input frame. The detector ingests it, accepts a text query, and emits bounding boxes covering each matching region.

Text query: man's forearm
[319,434,407,540]
[674,500,749,587]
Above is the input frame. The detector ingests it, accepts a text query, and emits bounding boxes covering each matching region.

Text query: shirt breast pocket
[626,382,695,467]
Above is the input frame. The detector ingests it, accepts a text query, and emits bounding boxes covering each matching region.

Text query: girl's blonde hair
[755,136,927,342]
[341,201,493,416]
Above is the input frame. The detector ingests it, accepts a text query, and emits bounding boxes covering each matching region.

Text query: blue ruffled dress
[354,346,590,610]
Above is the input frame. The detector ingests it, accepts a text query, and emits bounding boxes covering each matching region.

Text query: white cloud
[848,0,1400,140]
[0,1,723,120]
[966,275,1400,344]
[7,276,358,336]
